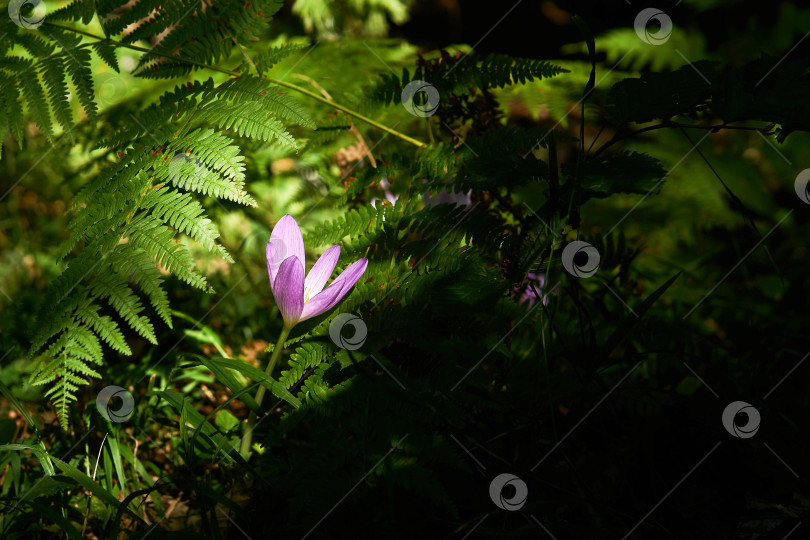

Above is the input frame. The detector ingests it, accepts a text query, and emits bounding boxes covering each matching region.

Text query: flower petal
[527,272,545,288]
[304,245,340,302]
[266,241,277,294]
[273,256,305,328]
[328,258,368,295]
[267,215,305,287]
[299,258,368,321]
[299,280,347,322]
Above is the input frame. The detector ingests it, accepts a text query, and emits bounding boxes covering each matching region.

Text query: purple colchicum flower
[514,272,549,307]
[266,215,368,330]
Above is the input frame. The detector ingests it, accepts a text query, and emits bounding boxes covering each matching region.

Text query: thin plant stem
[239,325,291,457]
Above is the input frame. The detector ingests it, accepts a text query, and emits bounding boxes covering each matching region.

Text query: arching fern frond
[369,50,569,106]
[254,42,310,74]
[8,0,312,427]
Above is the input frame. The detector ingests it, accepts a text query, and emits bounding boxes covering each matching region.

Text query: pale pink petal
[299,280,347,322]
[304,245,340,302]
[273,256,305,328]
[266,241,277,294]
[267,215,305,287]
[299,258,368,321]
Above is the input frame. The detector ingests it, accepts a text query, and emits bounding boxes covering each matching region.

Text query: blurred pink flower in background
[369,178,473,210]
[370,177,398,209]
[513,272,550,307]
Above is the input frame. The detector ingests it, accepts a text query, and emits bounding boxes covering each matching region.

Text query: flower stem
[239,325,291,458]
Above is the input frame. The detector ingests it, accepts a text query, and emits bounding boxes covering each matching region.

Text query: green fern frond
[74,302,132,355]
[135,62,196,80]
[193,100,299,147]
[210,76,314,127]
[91,40,120,72]
[19,71,53,141]
[12,0,311,428]
[140,187,233,262]
[0,74,24,149]
[14,33,56,58]
[40,55,73,133]
[574,151,666,199]
[131,0,283,73]
[65,46,97,118]
[48,0,103,25]
[254,43,310,74]
[152,129,255,205]
[369,50,569,106]
[127,215,209,290]
[278,343,328,391]
[0,55,35,73]
[304,198,407,247]
[107,247,173,328]
[30,322,105,429]
[88,269,157,344]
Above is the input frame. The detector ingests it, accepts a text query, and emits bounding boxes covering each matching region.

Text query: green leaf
[676,375,704,396]
[51,456,138,519]
[157,389,265,477]
[201,356,301,409]
[21,475,76,500]
[215,410,240,432]
[0,444,55,477]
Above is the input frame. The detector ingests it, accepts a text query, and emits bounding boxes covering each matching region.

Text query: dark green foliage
[606,55,810,141]
[370,50,569,105]
[576,151,666,199]
[606,60,717,124]
[2,1,810,539]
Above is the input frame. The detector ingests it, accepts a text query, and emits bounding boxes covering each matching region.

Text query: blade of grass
[50,456,145,526]
[0,382,54,475]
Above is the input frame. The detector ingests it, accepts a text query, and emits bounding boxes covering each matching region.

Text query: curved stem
[239,325,291,458]
[42,23,427,148]
[266,77,427,148]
